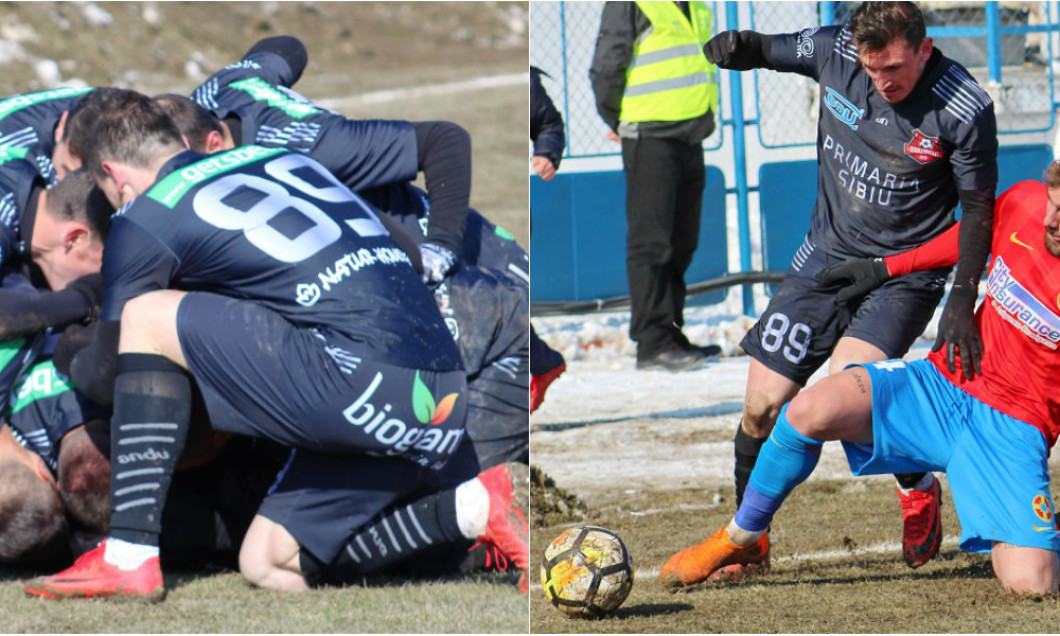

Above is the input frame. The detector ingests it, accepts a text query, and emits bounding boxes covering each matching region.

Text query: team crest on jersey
[1033,493,1053,523]
[823,87,863,130]
[904,129,944,164]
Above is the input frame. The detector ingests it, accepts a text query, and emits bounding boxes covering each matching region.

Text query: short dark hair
[77,88,185,180]
[57,419,111,534]
[44,168,114,240]
[153,94,223,153]
[63,87,126,159]
[847,1,926,52]
[0,463,69,564]
[1043,161,1060,189]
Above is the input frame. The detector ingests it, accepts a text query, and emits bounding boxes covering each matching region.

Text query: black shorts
[740,240,947,386]
[176,292,468,470]
[256,447,428,563]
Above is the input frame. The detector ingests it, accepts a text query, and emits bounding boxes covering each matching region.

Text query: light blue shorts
[841,359,1059,554]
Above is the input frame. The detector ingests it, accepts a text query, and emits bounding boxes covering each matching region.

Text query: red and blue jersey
[929,180,1060,446]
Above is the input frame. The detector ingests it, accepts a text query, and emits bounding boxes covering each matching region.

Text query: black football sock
[108,353,192,547]
[895,472,929,491]
[301,489,465,585]
[734,422,766,508]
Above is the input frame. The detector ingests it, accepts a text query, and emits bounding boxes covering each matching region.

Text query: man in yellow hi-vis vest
[590,1,721,372]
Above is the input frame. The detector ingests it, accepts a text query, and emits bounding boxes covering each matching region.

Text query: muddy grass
[530,352,1060,632]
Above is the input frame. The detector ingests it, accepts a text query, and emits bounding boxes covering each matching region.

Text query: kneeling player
[661,169,1060,595]
[26,89,526,602]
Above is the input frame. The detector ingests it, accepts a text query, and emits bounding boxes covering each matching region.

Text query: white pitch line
[317,72,527,109]
[631,534,962,581]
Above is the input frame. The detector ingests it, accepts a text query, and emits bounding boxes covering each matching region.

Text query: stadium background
[0,2,531,633]
[530,1,1060,318]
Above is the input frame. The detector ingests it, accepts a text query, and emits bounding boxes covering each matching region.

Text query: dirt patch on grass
[531,464,590,529]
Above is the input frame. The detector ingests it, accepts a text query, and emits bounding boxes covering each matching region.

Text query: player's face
[97,174,125,209]
[0,426,58,490]
[1044,186,1060,258]
[51,138,81,182]
[859,37,933,104]
[30,206,102,292]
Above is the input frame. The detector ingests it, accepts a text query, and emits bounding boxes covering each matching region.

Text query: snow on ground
[530,293,943,498]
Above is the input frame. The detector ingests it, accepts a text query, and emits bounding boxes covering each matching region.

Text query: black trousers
[621,136,705,358]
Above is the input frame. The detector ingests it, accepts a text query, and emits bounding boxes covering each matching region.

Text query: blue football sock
[734,405,823,532]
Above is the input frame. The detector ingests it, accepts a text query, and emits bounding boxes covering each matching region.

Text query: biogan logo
[344,372,462,456]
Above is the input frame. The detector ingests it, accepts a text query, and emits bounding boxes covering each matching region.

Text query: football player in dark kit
[24,89,528,601]
[186,35,475,287]
[0,86,90,267]
[667,1,998,583]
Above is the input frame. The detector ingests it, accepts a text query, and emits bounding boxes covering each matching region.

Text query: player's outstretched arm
[0,273,101,340]
[412,121,471,284]
[931,187,995,379]
[817,223,962,302]
[704,30,774,71]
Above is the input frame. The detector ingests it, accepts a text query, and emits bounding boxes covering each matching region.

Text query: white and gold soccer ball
[540,526,634,619]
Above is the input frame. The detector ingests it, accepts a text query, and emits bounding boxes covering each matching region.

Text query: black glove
[703,30,767,71]
[67,273,103,321]
[931,286,982,380]
[817,257,890,303]
[53,322,96,377]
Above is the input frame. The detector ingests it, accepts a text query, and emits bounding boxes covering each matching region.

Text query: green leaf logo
[412,371,436,424]
[412,371,459,426]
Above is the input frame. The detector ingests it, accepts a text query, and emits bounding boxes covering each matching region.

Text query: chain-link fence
[529,1,723,158]
[754,1,1056,146]
[531,1,1059,156]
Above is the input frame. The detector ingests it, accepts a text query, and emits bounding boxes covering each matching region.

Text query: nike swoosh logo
[1033,524,1054,532]
[1010,232,1034,250]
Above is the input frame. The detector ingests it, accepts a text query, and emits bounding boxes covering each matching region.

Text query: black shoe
[674,331,722,358]
[683,342,722,357]
[636,347,706,372]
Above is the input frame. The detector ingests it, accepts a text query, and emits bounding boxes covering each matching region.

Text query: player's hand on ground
[931,286,982,380]
[419,242,456,286]
[817,257,890,303]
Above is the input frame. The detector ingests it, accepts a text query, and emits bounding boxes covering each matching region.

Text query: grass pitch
[531,443,1060,634]
[530,350,1060,633]
[3,567,527,633]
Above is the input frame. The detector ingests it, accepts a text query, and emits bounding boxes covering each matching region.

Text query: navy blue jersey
[100,146,462,371]
[5,330,106,472]
[359,182,530,283]
[191,51,418,193]
[768,26,998,259]
[0,87,91,265]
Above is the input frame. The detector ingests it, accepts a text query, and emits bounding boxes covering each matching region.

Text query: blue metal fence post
[724,1,755,317]
[820,1,836,26]
[986,1,1003,84]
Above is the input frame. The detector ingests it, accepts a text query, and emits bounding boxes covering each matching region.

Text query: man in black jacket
[589,1,721,372]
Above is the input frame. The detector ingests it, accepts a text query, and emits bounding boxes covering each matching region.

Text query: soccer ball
[540,526,633,619]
